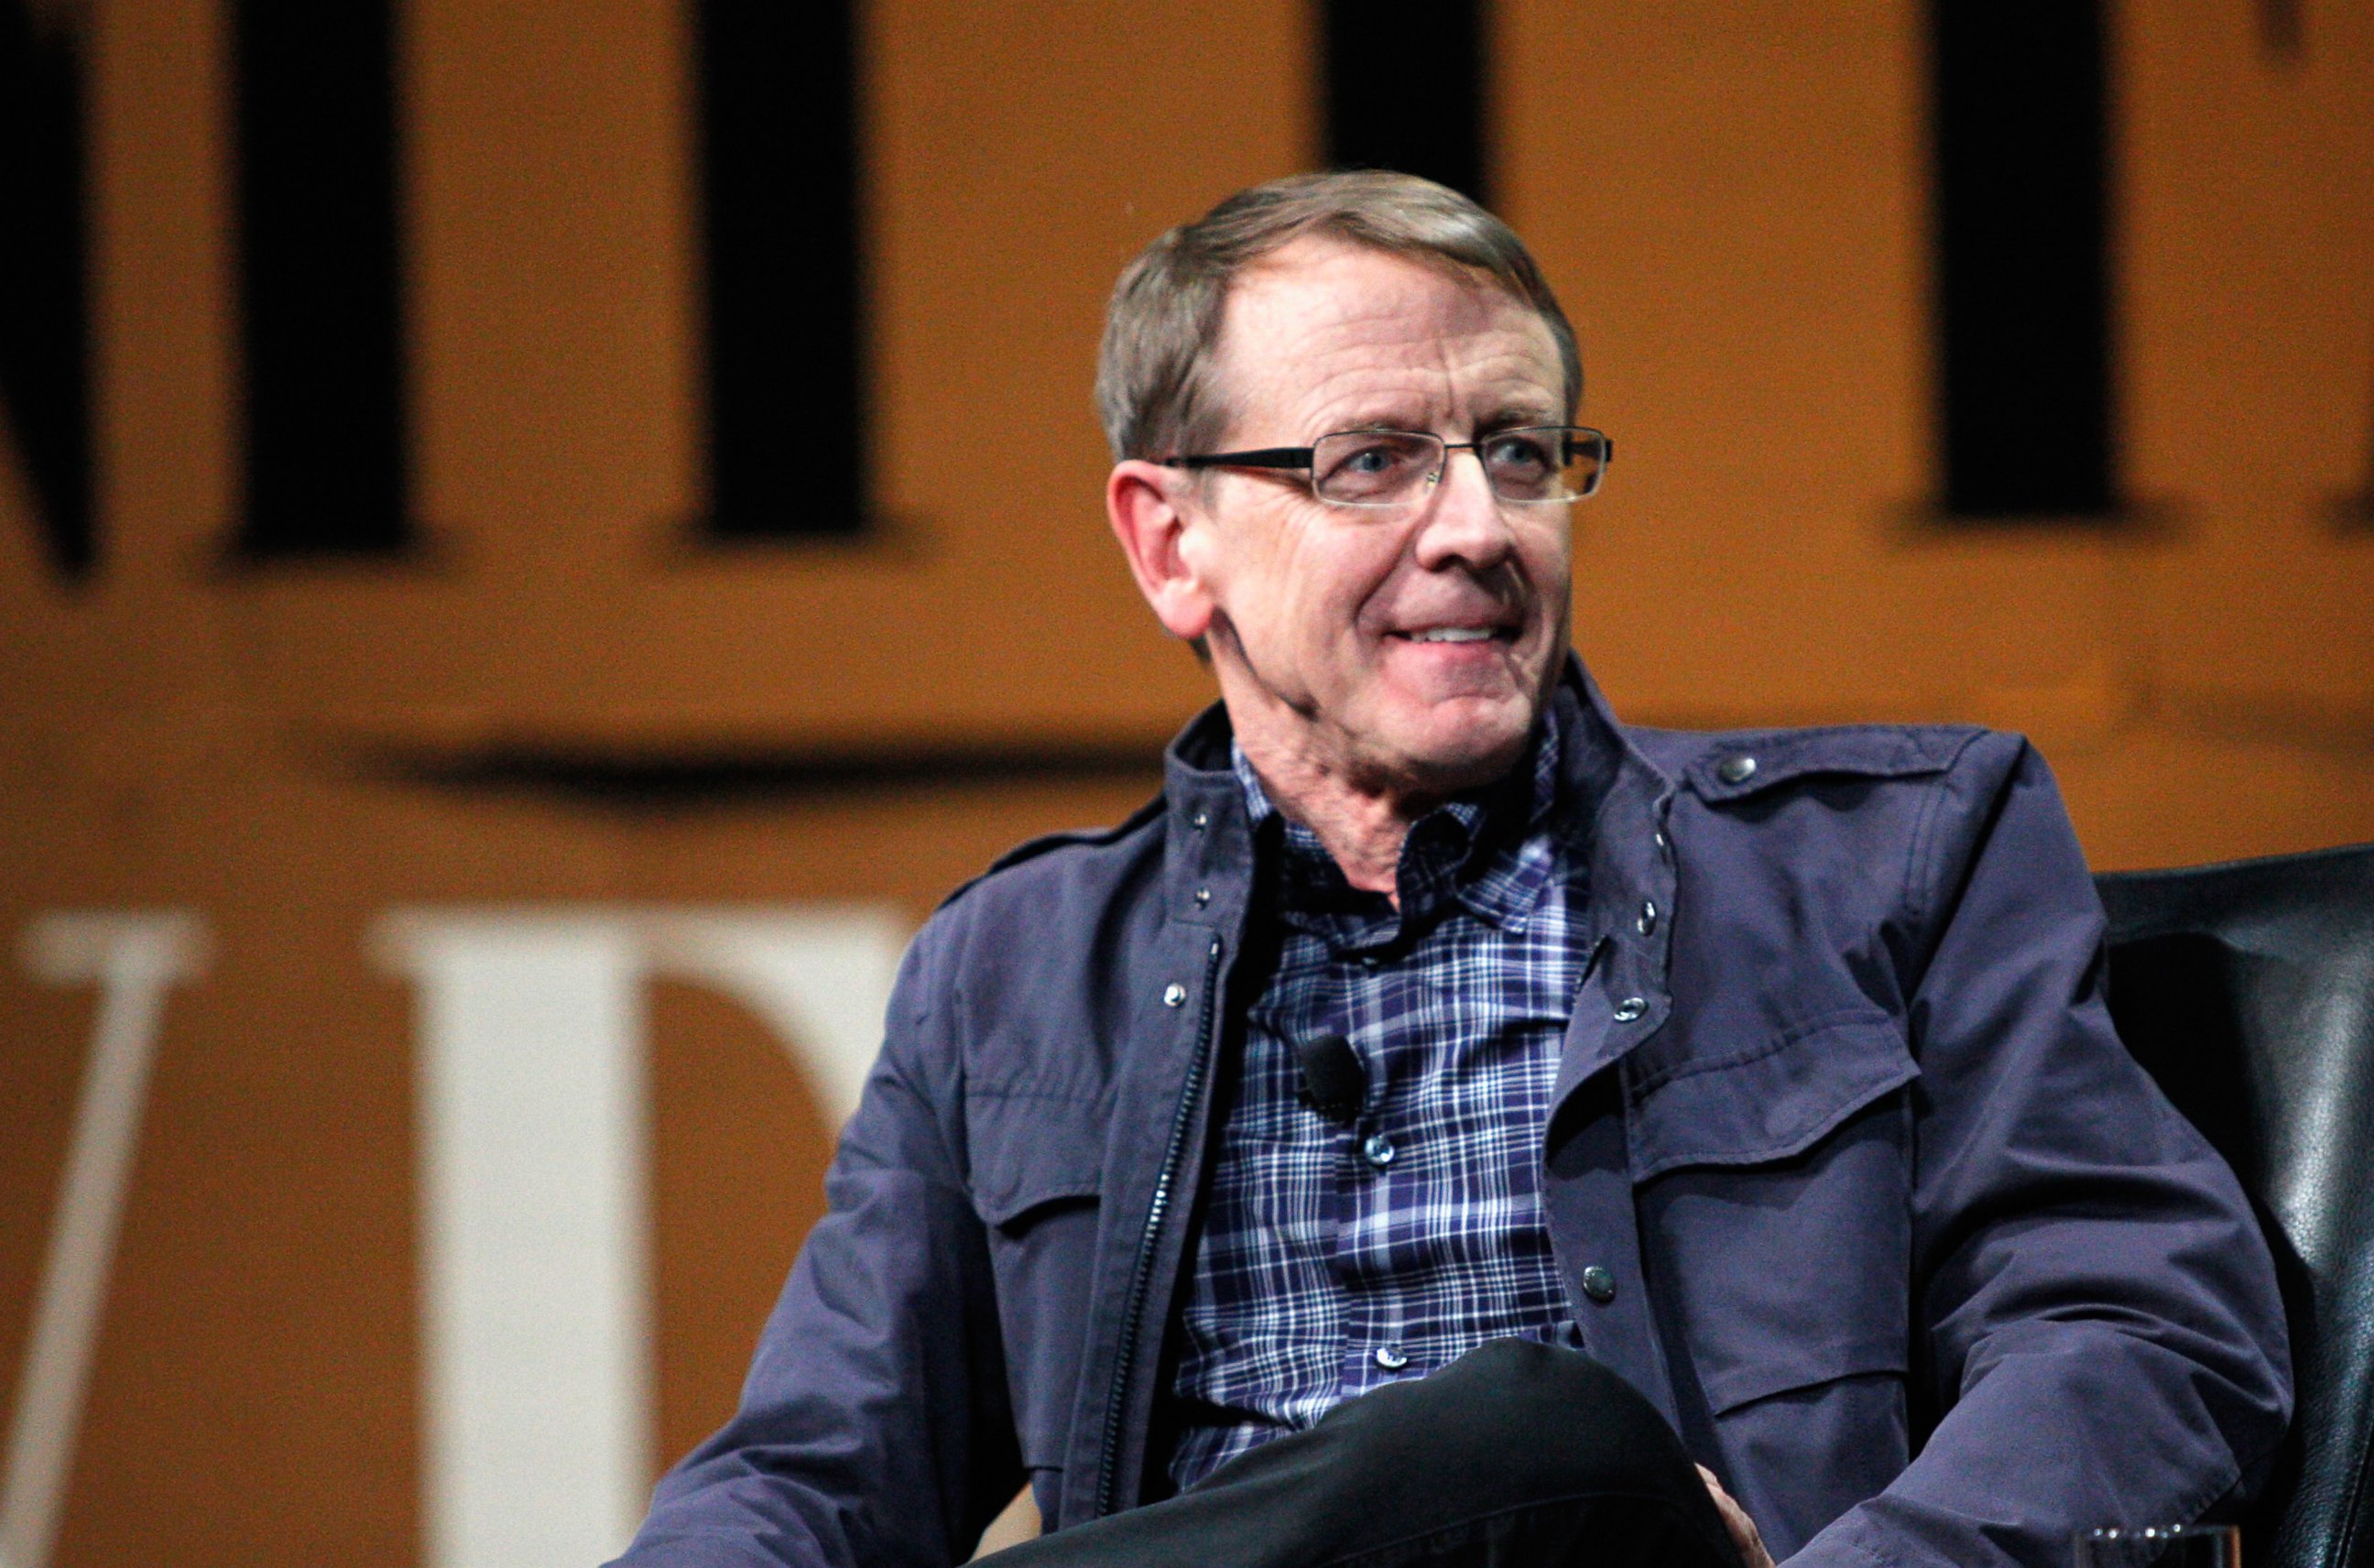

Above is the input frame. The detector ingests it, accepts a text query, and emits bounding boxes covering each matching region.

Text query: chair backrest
[2098,843,2374,1568]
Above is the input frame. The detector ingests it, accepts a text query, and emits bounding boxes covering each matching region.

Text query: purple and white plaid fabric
[1166,713,1590,1491]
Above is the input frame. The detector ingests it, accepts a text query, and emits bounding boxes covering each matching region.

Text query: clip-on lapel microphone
[1293,1032,1367,1124]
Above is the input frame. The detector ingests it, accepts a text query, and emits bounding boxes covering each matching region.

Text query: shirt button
[1161,983,1187,1007]
[1361,1133,1396,1169]
[1612,996,1647,1022]
[1191,811,1209,831]
[1580,1266,1618,1304]
[1716,754,1758,786]
[1193,887,1211,907]
[1373,1345,1410,1371]
[1637,898,1658,935]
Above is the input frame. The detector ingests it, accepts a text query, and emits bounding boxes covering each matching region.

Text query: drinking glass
[2075,1525,2242,1568]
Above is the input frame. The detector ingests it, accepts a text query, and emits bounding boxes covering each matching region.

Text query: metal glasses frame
[1160,425,1615,506]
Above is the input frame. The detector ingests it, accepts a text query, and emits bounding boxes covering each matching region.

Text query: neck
[1239,739,1426,900]
[1207,633,1541,901]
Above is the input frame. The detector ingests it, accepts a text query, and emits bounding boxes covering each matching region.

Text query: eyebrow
[1476,403,1563,430]
[1324,407,1563,437]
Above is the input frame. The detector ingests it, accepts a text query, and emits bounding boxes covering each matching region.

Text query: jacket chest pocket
[1628,1012,1918,1416]
[966,1090,1108,1467]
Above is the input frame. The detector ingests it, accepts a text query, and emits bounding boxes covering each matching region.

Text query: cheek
[1266,527,1394,631]
[1520,514,1574,574]
[1518,528,1574,617]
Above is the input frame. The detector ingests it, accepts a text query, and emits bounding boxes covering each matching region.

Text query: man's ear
[1106,460,1217,643]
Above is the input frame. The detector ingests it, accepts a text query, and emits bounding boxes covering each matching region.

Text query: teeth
[1408,627,1496,643]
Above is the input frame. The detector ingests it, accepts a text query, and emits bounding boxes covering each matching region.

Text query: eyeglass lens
[1309,429,1606,506]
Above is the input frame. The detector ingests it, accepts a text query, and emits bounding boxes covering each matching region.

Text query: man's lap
[986,1341,1742,1568]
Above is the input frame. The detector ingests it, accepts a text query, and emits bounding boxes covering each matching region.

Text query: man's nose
[1410,446,1517,570]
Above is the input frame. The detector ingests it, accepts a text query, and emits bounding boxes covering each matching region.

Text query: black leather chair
[2098,843,2374,1568]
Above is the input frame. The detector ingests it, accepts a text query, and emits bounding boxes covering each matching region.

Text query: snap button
[1715,754,1758,786]
[1580,1266,1617,1304]
[1612,996,1647,1023]
[1162,983,1187,1007]
[1191,811,1209,831]
[1193,887,1211,907]
[1373,1345,1410,1371]
[1361,1133,1396,1170]
[1637,898,1658,935]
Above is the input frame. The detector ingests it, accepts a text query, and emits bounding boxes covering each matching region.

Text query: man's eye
[1337,442,1404,474]
[1315,435,1431,495]
[1483,432,1555,474]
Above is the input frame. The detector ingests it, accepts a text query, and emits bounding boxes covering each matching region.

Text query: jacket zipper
[1092,934,1224,1517]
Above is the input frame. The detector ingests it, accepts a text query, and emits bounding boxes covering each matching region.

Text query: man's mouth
[1397,626,1509,644]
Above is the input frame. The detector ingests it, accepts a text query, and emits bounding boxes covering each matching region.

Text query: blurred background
[0,1,2368,1563]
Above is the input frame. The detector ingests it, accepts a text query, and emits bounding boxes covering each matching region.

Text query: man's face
[1175,237,1574,799]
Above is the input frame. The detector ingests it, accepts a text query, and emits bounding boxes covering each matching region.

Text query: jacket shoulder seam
[934,794,1166,913]
[1901,727,1998,933]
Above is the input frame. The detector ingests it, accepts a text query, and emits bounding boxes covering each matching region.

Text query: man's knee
[1313,1339,1702,1509]
[1156,1341,1739,1568]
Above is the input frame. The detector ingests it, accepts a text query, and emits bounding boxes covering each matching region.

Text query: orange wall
[1,2,2369,1563]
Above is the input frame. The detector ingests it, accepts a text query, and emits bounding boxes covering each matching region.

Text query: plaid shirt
[1166,712,1592,1490]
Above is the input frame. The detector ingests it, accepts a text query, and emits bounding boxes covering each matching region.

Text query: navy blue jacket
[615,663,2291,1568]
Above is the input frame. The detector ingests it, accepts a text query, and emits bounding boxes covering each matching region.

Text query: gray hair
[1094,170,1582,463]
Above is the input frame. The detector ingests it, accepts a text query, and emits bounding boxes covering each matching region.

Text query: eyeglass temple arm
[1160,448,1315,472]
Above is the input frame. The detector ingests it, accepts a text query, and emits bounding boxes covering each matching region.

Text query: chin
[1389,698,1541,793]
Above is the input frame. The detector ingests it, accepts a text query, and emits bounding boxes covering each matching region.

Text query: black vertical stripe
[2357,368,2374,523]
[0,2,92,578]
[1931,0,2116,518]
[2256,0,2303,60]
[233,0,410,556]
[1322,0,1489,206]
[696,0,866,539]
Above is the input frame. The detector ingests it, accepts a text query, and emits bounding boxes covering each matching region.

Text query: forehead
[1210,236,1564,435]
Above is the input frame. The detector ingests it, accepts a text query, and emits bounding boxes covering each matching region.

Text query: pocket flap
[1704,1334,1910,1414]
[966,1091,1106,1226]
[1627,1014,1916,1181]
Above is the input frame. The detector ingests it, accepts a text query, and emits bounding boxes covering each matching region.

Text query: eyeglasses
[1161,426,1613,508]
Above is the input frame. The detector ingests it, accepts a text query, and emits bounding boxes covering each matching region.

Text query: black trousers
[990,1339,1744,1568]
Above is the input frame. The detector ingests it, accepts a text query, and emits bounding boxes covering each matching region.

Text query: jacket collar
[1554,654,1683,1102]
[1159,703,1261,937]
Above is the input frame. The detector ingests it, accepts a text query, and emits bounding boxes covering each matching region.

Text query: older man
[611,173,2288,1568]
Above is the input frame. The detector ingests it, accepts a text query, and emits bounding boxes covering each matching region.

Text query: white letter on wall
[3,912,209,1568]
[374,905,907,1568]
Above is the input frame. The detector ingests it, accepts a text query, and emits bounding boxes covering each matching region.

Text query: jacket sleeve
[607,914,1023,1568]
[1792,736,2292,1568]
